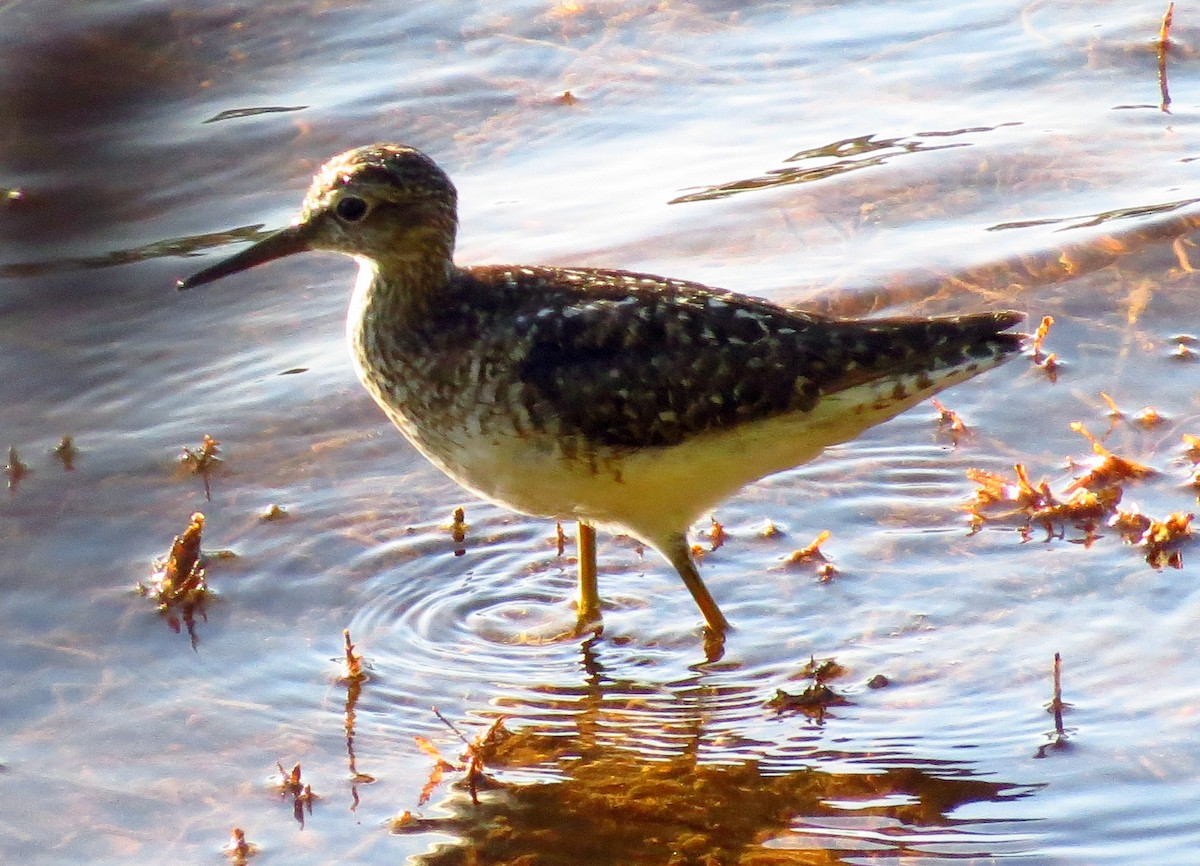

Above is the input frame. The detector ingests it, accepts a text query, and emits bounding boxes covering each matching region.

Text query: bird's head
[178,144,458,290]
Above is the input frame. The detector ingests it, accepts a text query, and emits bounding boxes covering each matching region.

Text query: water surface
[3,1,1200,863]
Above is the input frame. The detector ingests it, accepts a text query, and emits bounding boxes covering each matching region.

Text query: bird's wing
[464,265,1022,449]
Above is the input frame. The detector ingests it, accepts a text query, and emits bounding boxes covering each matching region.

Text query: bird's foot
[701,625,726,663]
[573,606,604,639]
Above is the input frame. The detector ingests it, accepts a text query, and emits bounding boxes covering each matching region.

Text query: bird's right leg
[575,521,602,631]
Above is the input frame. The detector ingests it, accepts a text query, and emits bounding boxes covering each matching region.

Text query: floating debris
[1030,315,1059,381]
[340,629,366,683]
[1112,509,1193,569]
[1170,334,1197,361]
[767,656,850,716]
[416,710,512,806]
[1182,434,1200,465]
[52,436,77,470]
[137,513,211,645]
[447,507,468,556]
[6,446,28,491]
[223,827,258,864]
[766,684,848,713]
[801,656,845,682]
[1158,2,1176,111]
[1095,392,1167,432]
[260,503,288,521]
[1159,1,1175,47]
[931,398,970,445]
[691,515,726,560]
[140,513,208,608]
[968,462,1118,540]
[180,434,222,500]
[966,463,1044,512]
[759,518,782,538]
[339,629,374,811]
[1030,485,1122,536]
[783,530,837,580]
[1133,406,1167,428]
[1065,422,1154,492]
[707,516,726,551]
[1031,315,1053,358]
[275,763,316,827]
[1035,652,1071,758]
[866,674,890,689]
[966,422,1190,565]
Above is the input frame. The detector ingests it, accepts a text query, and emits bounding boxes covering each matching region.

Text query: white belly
[378,356,998,552]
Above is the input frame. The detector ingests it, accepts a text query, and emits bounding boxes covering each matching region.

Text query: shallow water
[4,0,1200,863]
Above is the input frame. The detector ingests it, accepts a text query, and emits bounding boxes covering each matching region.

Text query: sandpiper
[179,143,1023,647]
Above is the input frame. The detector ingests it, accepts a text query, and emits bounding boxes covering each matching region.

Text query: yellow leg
[662,533,730,637]
[576,521,602,629]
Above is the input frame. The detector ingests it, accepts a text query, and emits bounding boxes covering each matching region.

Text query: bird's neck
[353,240,457,326]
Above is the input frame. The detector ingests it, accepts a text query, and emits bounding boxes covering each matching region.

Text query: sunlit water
[3,0,1200,863]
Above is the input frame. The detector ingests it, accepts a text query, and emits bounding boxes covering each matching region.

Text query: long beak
[177,222,315,290]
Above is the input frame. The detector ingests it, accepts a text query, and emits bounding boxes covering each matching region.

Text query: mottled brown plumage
[179,143,1023,649]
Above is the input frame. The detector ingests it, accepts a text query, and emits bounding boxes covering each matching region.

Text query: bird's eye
[335,196,369,222]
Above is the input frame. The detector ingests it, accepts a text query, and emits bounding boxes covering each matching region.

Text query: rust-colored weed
[141,513,208,607]
[417,710,512,806]
[224,828,257,864]
[6,446,28,491]
[965,419,1191,565]
[137,512,213,644]
[1182,434,1200,465]
[180,434,222,500]
[1160,1,1175,46]
[275,762,316,826]
[1064,422,1154,492]
[1099,391,1123,419]
[931,398,970,445]
[1030,315,1059,380]
[707,515,726,551]
[52,435,78,470]
[1123,510,1193,568]
[783,530,836,580]
[767,656,850,716]
[260,503,287,521]
[1133,406,1167,428]
[1035,652,1070,758]
[449,507,468,542]
[340,628,366,683]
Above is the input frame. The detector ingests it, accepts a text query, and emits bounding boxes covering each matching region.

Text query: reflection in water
[203,105,308,124]
[812,199,1200,319]
[0,224,268,279]
[402,751,1033,865]
[987,196,1200,233]
[1034,653,1072,761]
[341,629,376,812]
[394,652,1038,865]
[668,125,1021,205]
